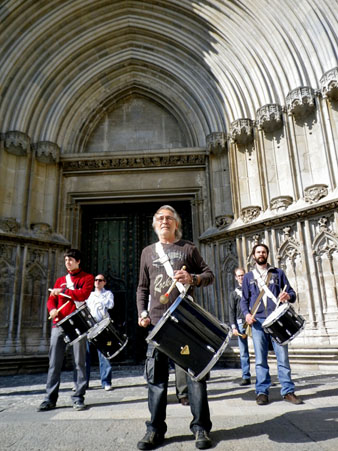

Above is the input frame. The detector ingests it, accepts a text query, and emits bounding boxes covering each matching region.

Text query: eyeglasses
[155,215,176,223]
[95,279,105,282]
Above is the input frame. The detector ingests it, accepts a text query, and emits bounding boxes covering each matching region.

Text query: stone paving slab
[1,366,338,450]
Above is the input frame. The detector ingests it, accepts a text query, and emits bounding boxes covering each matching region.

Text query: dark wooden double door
[81,200,192,362]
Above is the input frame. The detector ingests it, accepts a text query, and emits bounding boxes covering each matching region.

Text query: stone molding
[0,217,20,233]
[30,223,53,238]
[230,119,254,145]
[270,195,293,211]
[33,141,60,164]
[286,86,316,118]
[3,131,30,156]
[215,214,233,229]
[240,205,261,223]
[61,153,206,173]
[256,104,283,133]
[320,67,338,100]
[304,184,328,203]
[206,132,228,154]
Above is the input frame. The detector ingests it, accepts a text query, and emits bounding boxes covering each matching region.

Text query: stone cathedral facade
[0,1,337,372]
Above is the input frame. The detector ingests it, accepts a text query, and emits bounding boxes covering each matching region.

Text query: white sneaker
[104,385,113,391]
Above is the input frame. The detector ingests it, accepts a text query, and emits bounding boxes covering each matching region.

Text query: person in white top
[86,274,115,390]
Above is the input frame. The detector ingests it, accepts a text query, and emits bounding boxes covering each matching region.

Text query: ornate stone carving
[31,223,52,238]
[215,214,233,229]
[286,87,316,118]
[304,184,328,203]
[270,195,293,211]
[230,119,254,145]
[34,141,60,164]
[240,206,261,223]
[206,132,228,154]
[3,131,30,156]
[0,217,20,233]
[320,67,338,100]
[256,104,283,133]
[62,153,206,172]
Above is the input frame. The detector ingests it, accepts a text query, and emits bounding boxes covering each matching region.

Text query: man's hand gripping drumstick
[48,289,72,320]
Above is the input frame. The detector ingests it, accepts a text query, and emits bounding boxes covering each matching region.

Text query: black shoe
[73,401,86,411]
[137,431,164,450]
[256,393,269,405]
[195,430,212,449]
[239,378,251,386]
[37,401,56,412]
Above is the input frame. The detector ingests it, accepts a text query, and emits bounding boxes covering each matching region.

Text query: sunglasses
[95,279,105,282]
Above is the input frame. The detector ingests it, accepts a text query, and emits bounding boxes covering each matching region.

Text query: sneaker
[73,401,86,411]
[37,401,56,412]
[256,393,269,405]
[195,430,212,449]
[137,431,164,450]
[104,385,113,391]
[239,378,251,386]
[284,392,303,404]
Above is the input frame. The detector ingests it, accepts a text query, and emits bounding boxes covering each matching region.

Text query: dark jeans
[144,341,212,436]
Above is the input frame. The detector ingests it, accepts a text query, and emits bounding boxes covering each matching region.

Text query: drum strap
[244,273,272,336]
[66,273,81,309]
[155,242,189,295]
[252,269,278,306]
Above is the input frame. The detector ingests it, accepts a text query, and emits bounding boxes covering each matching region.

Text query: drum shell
[87,317,128,360]
[57,304,96,345]
[146,294,231,381]
[262,303,305,345]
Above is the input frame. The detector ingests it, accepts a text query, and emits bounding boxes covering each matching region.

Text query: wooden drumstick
[48,300,70,320]
[276,285,287,307]
[238,332,247,339]
[159,266,186,305]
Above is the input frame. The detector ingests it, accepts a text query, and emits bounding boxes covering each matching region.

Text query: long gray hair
[152,205,182,240]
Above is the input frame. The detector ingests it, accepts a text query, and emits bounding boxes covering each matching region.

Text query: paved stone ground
[1,365,338,450]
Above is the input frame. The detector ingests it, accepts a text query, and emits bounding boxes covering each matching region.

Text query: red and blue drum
[262,303,305,345]
[57,304,96,345]
[87,317,128,360]
[146,294,232,381]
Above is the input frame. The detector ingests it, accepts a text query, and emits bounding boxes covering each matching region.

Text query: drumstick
[238,332,247,339]
[48,288,72,299]
[159,266,186,305]
[48,300,70,319]
[276,285,287,307]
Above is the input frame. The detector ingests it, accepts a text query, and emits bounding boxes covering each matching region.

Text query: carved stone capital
[206,132,228,155]
[215,214,233,229]
[230,119,254,145]
[3,131,30,156]
[0,217,20,233]
[31,223,52,237]
[320,67,338,100]
[256,104,283,133]
[240,206,261,223]
[33,141,60,164]
[286,87,316,118]
[270,195,293,211]
[304,184,328,203]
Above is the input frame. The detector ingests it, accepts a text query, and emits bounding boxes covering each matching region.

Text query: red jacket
[47,269,94,326]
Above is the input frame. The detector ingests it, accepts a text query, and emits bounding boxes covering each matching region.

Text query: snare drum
[57,304,96,345]
[262,303,305,345]
[146,294,232,381]
[87,317,128,360]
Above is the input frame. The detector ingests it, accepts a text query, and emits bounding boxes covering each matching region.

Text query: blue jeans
[86,341,112,388]
[144,341,212,435]
[237,324,251,379]
[252,318,295,396]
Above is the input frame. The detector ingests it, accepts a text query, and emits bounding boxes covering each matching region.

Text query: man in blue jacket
[240,243,303,406]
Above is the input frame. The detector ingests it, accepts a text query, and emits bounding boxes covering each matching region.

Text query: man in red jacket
[38,249,94,412]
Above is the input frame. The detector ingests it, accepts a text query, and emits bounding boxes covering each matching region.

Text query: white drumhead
[262,303,289,327]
